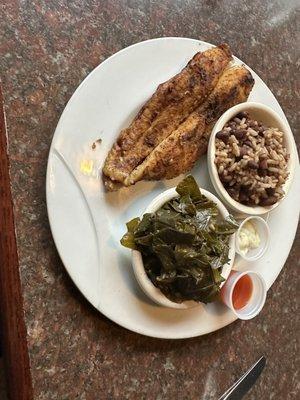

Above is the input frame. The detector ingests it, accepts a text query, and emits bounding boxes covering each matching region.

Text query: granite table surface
[1,0,299,399]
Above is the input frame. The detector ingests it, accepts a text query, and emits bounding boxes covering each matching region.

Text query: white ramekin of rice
[207,102,297,215]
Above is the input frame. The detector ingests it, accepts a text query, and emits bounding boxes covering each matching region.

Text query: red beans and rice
[214,112,289,206]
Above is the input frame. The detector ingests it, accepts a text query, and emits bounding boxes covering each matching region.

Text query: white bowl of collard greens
[121,176,238,309]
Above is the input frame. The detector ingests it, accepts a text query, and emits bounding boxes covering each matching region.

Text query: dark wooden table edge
[0,83,33,399]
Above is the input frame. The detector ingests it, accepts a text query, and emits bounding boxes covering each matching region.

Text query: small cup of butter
[236,216,270,261]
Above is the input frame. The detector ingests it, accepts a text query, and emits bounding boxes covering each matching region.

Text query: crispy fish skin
[103,44,232,187]
[125,66,254,183]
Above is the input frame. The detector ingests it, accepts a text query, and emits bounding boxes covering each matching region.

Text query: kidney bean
[258,169,267,177]
[239,146,248,157]
[216,130,229,143]
[240,184,251,194]
[260,196,277,206]
[247,160,259,169]
[235,111,249,119]
[259,159,268,169]
[233,129,247,140]
[239,191,249,203]
[244,140,253,147]
[266,187,275,196]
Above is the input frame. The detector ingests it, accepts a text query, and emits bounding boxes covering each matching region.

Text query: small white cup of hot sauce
[220,270,267,320]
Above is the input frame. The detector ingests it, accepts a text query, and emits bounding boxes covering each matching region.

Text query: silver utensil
[218,356,266,399]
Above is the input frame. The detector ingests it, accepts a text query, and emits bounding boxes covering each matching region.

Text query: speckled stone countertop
[1,1,300,399]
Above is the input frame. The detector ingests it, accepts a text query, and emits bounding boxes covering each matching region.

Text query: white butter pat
[238,221,260,255]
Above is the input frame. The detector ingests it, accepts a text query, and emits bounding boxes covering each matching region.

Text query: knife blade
[218,356,266,400]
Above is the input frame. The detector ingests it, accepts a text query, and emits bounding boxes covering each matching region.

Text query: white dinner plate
[46,38,300,339]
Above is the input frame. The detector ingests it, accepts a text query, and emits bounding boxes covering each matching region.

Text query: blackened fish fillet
[124,66,254,184]
[103,44,232,188]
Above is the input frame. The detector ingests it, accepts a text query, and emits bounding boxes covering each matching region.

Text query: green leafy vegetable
[214,215,239,235]
[120,175,238,304]
[120,217,140,249]
[175,175,203,202]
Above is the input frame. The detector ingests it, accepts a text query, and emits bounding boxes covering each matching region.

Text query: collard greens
[121,176,238,304]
